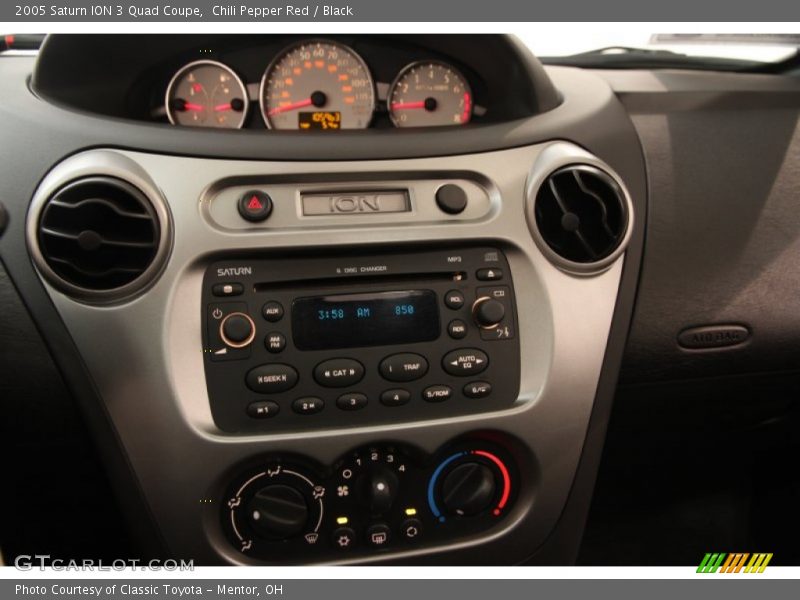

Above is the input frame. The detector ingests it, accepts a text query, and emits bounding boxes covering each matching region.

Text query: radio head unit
[202,247,520,433]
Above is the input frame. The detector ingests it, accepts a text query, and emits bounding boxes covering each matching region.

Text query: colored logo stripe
[697,553,773,573]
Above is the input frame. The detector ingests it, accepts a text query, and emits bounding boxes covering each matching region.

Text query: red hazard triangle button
[238,190,273,222]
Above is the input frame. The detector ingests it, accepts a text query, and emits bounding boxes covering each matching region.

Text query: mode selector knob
[440,462,496,517]
[220,312,256,348]
[472,297,505,329]
[246,484,309,540]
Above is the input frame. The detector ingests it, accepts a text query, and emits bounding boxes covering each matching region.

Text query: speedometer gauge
[261,40,375,130]
[388,61,472,128]
[165,60,249,129]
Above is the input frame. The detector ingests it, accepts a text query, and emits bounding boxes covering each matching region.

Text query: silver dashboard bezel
[25,141,634,565]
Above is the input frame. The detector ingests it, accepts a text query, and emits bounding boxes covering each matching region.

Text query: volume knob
[220,312,256,348]
[472,297,505,329]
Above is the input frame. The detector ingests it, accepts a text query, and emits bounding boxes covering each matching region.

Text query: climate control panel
[221,438,519,562]
[202,247,520,433]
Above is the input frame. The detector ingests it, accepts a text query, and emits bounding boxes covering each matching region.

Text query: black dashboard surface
[2,34,800,566]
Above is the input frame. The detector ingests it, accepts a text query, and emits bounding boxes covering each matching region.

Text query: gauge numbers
[389,61,472,128]
[261,41,376,130]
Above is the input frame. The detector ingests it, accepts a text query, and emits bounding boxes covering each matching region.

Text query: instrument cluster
[164,39,476,131]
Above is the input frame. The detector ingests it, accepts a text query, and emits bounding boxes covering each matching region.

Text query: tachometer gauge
[388,61,472,128]
[165,60,249,129]
[261,40,375,130]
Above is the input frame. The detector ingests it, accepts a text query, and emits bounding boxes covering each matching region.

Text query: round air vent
[37,177,161,294]
[533,165,629,268]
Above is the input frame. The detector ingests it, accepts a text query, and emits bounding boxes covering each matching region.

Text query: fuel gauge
[388,61,472,128]
[166,60,249,129]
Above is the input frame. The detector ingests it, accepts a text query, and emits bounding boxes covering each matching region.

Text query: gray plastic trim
[26,152,173,304]
[525,147,634,275]
[26,143,628,565]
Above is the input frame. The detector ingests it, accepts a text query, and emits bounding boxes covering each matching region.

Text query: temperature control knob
[440,462,496,516]
[472,297,505,329]
[220,312,256,348]
[428,448,513,522]
[245,484,309,540]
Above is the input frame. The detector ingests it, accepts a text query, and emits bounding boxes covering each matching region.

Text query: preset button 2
[292,397,324,415]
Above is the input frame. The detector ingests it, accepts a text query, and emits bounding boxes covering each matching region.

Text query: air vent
[37,177,161,293]
[533,165,629,266]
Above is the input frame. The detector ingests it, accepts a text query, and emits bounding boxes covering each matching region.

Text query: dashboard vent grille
[534,165,628,265]
[37,177,160,292]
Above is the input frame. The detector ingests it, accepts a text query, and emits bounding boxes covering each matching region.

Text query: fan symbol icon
[337,485,349,497]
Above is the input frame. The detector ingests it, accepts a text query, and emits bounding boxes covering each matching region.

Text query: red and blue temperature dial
[427,449,512,522]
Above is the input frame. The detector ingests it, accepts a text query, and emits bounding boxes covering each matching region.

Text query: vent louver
[533,165,628,265]
[37,177,160,293]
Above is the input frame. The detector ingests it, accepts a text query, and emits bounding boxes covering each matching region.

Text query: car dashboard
[2,33,800,567]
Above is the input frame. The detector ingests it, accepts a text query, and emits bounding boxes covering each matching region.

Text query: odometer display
[389,61,472,128]
[261,41,375,130]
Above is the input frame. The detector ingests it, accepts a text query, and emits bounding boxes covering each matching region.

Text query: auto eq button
[379,353,429,382]
[246,364,299,393]
[313,358,365,388]
[442,348,489,376]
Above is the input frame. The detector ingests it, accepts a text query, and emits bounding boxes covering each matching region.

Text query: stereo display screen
[292,290,440,350]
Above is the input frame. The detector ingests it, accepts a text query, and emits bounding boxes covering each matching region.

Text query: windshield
[519,32,799,67]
